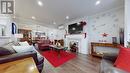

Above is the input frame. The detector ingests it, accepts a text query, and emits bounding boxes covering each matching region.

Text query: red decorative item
[80,21,87,26]
[114,46,130,72]
[102,33,108,37]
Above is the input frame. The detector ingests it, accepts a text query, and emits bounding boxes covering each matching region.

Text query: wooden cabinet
[18,29,32,44]
[91,42,119,57]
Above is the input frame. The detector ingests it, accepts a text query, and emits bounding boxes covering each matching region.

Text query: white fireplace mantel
[66,34,84,39]
[65,34,88,54]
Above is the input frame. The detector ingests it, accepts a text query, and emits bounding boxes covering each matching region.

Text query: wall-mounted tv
[68,23,83,34]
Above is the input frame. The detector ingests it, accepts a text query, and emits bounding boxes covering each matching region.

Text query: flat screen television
[68,23,83,34]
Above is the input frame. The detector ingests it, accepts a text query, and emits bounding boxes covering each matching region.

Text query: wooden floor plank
[42,53,101,73]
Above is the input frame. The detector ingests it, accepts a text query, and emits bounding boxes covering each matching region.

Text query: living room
[0,0,130,73]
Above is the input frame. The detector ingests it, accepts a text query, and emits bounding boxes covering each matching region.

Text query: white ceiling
[15,0,124,27]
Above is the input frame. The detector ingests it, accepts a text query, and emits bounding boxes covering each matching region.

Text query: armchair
[100,53,129,73]
[37,40,51,51]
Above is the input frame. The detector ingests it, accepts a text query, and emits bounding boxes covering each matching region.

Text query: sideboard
[91,42,119,57]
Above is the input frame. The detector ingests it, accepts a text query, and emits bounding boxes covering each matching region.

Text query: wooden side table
[0,57,39,73]
[91,42,119,57]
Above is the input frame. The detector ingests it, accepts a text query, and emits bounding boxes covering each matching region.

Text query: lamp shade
[14,34,23,38]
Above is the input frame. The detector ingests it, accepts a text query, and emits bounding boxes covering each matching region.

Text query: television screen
[68,23,83,34]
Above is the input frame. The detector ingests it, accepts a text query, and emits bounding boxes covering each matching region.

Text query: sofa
[0,41,44,73]
[100,53,129,73]
[37,40,51,50]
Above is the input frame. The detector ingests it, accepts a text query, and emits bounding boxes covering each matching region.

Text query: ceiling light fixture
[32,16,36,19]
[95,0,101,5]
[66,16,69,19]
[38,0,43,6]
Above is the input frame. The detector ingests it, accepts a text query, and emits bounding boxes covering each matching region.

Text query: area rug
[42,50,76,67]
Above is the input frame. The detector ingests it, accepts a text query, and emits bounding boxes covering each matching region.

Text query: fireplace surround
[65,34,88,54]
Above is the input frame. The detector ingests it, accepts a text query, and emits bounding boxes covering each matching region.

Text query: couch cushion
[0,47,13,56]
[2,42,16,53]
[12,46,33,53]
[13,45,43,63]
[114,46,130,72]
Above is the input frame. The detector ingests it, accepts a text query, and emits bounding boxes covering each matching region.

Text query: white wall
[88,7,124,43]
[0,14,13,46]
[63,7,124,54]
[0,14,13,37]
[56,29,66,40]
[124,0,130,47]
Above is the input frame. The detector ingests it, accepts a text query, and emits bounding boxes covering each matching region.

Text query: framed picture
[35,32,46,37]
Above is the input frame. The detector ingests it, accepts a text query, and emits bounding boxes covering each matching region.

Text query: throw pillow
[2,42,16,53]
[12,46,33,53]
[114,46,130,72]
[0,47,13,56]
[12,45,43,60]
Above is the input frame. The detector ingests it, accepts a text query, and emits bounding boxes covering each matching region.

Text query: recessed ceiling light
[53,22,56,25]
[32,16,36,19]
[66,16,69,19]
[95,0,101,5]
[38,0,43,6]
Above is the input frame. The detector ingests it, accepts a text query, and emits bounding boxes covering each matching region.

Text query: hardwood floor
[42,53,101,73]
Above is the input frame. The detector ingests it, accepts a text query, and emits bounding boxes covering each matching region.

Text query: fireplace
[69,41,78,52]
[65,34,88,54]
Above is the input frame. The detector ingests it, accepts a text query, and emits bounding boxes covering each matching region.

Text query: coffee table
[49,45,65,58]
